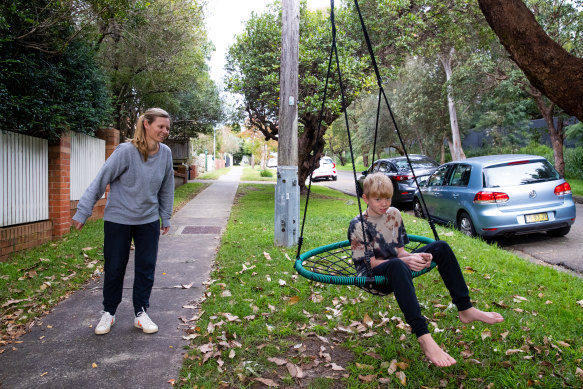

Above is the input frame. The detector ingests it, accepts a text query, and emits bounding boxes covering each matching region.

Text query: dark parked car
[357,155,439,203]
[413,154,577,238]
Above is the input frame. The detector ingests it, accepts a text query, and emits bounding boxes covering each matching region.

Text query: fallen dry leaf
[92,363,98,368]
[387,359,398,374]
[229,349,236,359]
[575,367,583,379]
[355,362,374,370]
[268,357,287,366]
[286,362,304,378]
[396,371,407,385]
[505,349,525,355]
[500,331,509,340]
[358,374,377,382]
[40,372,48,377]
[289,296,300,305]
[481,329,492,340]
[263,251,272,261]
[278,279,286,286]
[396,361,409,370]
[330,363,345,371]
[577,299,583,308]
[363,313,373,328]
[254,377,279,387]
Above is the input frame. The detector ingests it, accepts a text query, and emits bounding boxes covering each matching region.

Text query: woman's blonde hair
[363,172,394,199]
[131,108,171,161]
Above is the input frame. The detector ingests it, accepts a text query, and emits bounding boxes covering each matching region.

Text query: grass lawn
[179,184,583,388]
[0,182,208,343]
[567,177,583,197]
[197,167,232,180]
[241,166,277,181]
[336,162,367,173]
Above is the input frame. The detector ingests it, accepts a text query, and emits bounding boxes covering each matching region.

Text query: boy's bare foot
[458,307,504,324]
[418,334,457,367]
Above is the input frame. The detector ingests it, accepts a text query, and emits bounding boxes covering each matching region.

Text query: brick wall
[0,128,119,262]
[0,221,52,261]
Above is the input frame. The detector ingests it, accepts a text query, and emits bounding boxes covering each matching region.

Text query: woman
[72,108,174,335]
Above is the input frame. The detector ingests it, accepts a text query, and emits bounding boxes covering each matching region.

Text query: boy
[348,173,503,367]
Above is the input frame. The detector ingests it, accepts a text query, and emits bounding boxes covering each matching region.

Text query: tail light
[332,162,336,168]
[394,174,414,181]
[473,191,509,204]
[554,182,572,195]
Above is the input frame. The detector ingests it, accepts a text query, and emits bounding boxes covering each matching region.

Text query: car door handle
[452,194,459,199]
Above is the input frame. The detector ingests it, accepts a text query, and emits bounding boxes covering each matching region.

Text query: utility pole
[274,0,299,247]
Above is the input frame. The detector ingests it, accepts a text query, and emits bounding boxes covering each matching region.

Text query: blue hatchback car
[413,155,576,238]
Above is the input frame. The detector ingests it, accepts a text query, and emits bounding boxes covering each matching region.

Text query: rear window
[394,158,438,170]
[483,160,560,188]
[321,158,333,165]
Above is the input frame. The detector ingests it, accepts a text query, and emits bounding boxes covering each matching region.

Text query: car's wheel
[413,198,425,218]
[332,176,337,181]
[546,226,571,237]
[458,212,476,237]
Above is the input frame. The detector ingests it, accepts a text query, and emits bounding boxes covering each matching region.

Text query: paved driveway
[495,202,582,274]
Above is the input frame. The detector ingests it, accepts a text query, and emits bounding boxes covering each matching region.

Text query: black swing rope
[296,0,439,274]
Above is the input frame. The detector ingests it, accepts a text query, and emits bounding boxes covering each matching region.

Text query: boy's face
[362,194,391,217]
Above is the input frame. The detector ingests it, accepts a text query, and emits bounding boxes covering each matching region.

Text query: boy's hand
[402,254,432,271]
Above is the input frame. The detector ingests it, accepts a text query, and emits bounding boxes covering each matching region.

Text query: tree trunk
[528,85,566,176]
[439,47,466,161]
[440,137,446,164]
[478,0,583,122]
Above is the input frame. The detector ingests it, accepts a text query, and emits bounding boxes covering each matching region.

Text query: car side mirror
[362,170,368,175]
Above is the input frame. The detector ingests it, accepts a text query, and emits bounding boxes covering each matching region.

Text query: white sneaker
[95,311,115,335]
[134,309,158,334]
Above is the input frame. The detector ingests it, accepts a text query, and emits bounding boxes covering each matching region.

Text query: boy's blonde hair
[363,173,394,199]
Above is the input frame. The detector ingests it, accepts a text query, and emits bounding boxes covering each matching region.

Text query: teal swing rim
[294,234,437,286]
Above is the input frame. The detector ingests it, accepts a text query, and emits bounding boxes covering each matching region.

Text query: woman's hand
[72,220,84,231]
[161,226,170,235]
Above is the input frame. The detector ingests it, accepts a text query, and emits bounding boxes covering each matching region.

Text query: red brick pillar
[48,131,71,238]
[96,128,120,160]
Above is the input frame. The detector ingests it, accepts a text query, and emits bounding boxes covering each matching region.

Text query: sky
[205,0,331,87]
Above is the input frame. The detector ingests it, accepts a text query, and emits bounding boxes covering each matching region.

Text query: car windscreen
[393,158,438,171]
[483,160,560,188]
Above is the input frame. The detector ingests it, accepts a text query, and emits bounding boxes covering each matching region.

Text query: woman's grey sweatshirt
[73,142,174,227]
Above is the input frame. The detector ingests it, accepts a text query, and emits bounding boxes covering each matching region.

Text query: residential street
[316,169,583,275]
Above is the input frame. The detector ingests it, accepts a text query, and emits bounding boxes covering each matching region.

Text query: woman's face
[144,116,170,144]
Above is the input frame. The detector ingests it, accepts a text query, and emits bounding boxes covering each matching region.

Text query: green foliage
[564,147,583,179]
[0,0,112,139]
[94,0,223,138]
[226,2,373,188]
[260,169,273,178]
[566,122,583,146]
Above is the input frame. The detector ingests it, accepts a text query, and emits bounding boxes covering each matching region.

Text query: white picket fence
[70,132,105,201]
[0,131,49,227]
[0,131,105,227]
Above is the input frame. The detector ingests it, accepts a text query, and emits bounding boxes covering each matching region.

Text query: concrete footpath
[0,167,243,388]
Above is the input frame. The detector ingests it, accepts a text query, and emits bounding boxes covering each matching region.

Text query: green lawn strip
[0,183,207,343]
[240,166,277,181]
[335,162,367,173]
[179,184,583,388]
[567,177,583,197]
[197,167,233,180]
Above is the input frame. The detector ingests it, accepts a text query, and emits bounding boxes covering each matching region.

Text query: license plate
[525,212,549,223]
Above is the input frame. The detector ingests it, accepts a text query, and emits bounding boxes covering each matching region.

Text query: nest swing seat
[294,0,441,291]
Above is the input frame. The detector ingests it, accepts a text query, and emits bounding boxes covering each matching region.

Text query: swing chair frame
[294,0,442,290]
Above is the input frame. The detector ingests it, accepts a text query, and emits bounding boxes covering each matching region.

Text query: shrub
[260,169,273,177]
[565,147,583,179]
